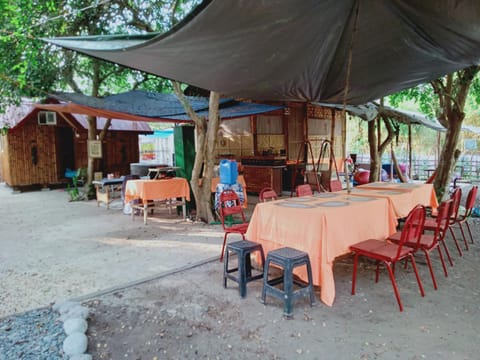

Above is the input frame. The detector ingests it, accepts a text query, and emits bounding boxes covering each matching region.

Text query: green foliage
[388,84,437,117]
[66,175,84,201]
[0,0,201,111]
[347,115,439,160]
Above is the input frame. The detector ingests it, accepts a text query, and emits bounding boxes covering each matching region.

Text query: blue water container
[219,159,238,184]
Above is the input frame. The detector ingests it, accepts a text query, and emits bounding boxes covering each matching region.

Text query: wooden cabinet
[242,165,284,194]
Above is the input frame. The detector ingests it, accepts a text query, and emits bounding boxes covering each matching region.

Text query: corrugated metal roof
[50,90,283,121]
[0,99,152,133]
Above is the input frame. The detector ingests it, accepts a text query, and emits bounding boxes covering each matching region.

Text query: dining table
[352,181,438,218]
[124,177,190,224]
[245,192,398,306]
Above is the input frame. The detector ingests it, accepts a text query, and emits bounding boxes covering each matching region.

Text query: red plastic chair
[219,189,249,262]
[389,201,451,290]
[424,199,456,267]
[259,187,278,202]
[295,184,313,197]
[350,205,426,312]
[455,185,478,247]
[445,187,464,257]
[425,170,436,184]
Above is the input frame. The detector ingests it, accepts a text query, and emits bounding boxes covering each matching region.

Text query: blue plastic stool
[224,240,265,298]
[261,247,316,318]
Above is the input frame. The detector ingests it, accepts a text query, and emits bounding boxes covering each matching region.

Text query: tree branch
[172,81,205,128]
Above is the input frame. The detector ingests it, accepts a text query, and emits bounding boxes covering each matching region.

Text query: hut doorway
[56,126,75,180]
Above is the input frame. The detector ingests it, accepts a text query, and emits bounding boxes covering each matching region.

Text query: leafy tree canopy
[388,72,480,123]
[0,0,200,113]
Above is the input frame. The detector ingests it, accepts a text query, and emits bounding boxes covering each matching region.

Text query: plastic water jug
[219,159,238,184]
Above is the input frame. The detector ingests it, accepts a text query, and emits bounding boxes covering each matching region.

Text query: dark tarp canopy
[43,0,480,105]
[34,90,283,122]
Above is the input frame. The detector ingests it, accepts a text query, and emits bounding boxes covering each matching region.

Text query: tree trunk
[368,119,380,182]
[391,147,407,182]
[368,115,397,183]
[190,117,208,220]
[87,116,97,185]
[431,66,479,200]
[434,117,462,200]
[172,81,220,223]
[86,60,101,188]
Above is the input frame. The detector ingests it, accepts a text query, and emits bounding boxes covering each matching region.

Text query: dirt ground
[1,182,480,359]
[0,183,224,317]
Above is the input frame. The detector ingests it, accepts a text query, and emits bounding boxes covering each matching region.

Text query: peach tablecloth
[245,194,397,306]
[124,177,191,204]
[354,182,438,218]
[210,175,247,193]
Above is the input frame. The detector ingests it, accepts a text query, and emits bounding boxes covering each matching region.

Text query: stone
[63,333,88,355]
[60,305,89,321]
[70,354,93,360]
[53,300,79,314]
[64,318,88,335]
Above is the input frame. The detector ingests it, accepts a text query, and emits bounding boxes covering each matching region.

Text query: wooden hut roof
[0,99,153,133]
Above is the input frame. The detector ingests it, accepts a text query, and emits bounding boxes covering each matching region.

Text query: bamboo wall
[211,102,345,164]
[69,132,140,178]
[3,120,59,187]
[1,110,142,188]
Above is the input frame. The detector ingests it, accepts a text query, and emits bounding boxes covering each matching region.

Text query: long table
[245,193,397,306]
[124,177,190,224]
[353,182,438,218]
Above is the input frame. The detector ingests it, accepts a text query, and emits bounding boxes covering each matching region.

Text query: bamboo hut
[0,99,152,190]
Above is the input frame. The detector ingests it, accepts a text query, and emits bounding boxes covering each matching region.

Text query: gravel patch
[0,307,66,359]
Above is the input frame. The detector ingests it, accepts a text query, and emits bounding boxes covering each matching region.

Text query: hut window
[38,111,57,125]
[256,115,282,134]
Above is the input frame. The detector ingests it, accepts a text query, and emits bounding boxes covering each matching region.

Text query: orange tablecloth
[354,182,438,218]
[245,194,397,306]
[210,175,247,192]
[124,177,191,204]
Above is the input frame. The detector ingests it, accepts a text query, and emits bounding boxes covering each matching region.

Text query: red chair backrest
[296,184,313,197]
[219,189,246,228]
[395,205,426,257]
[449,187,462,224]
[425,170,436,184]
[464,186,478,217]
[259,187,278,202]
[433,199,452,242]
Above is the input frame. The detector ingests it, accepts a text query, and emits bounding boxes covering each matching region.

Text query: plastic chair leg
[261,258,271,303]
[423,251,438,290]
[440,239,454,267]
[436,246,448,278]
[448,226,463,256]
[305,260,316,306]
[220,233,228,262]
[283,263,294,317]
[238,252,248,298]
[458,223,469,251]
[385,262,403,312]
[465,221,474,244]
[409,255,425,298]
